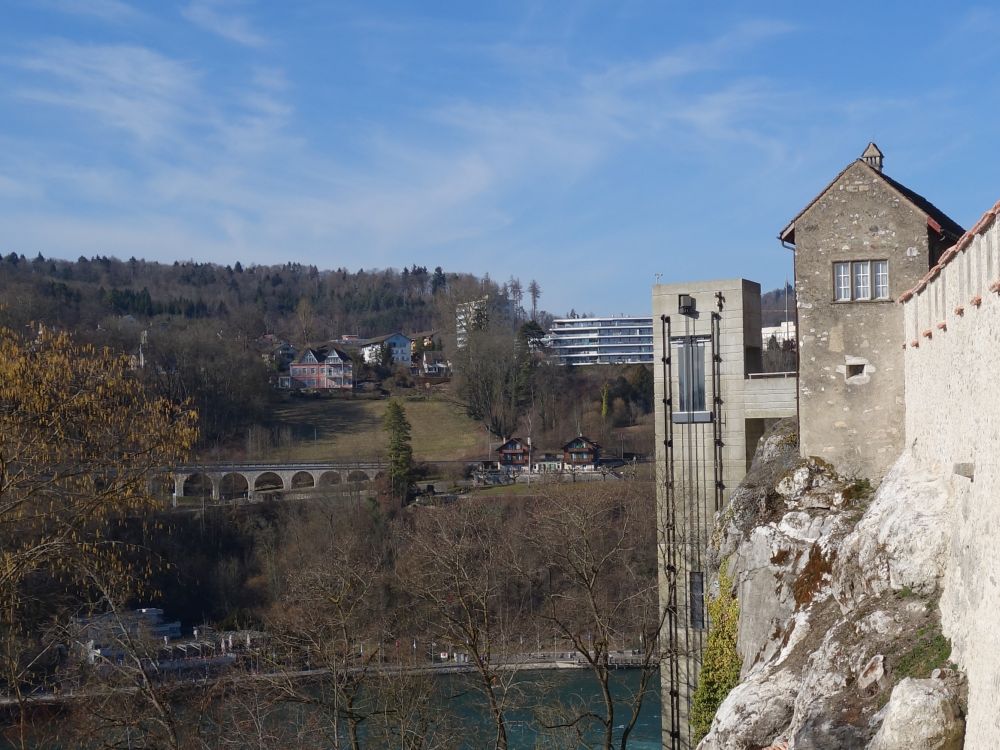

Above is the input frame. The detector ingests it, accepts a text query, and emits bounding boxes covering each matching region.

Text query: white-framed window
[853,261,871,300]
[833,260,888,301]
[873,260,889,299]
[834,262,851,301]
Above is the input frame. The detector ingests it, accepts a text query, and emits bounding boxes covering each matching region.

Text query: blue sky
[2,1,1000,316]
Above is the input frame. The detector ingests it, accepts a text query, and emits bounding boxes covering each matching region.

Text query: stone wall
[795,161,932,480]
[902,201,1000,747]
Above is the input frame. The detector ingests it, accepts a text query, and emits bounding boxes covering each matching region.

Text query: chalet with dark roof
[562,436,601,471]
[497,437,530,471]
[780,143,963,480]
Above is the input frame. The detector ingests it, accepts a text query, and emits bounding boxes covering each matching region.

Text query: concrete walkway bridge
[171,461,386,506]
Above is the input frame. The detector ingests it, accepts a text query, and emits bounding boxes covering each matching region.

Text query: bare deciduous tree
[527,280,541,322]
[264,503,388,749]
[523,482,664,750]
[232,500,455,750]
[507,277,523,320]
[398,501,528,750]
[452,326,525,439]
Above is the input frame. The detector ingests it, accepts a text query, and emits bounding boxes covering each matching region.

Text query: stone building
[652,278,796,749]
[779,143,963,480]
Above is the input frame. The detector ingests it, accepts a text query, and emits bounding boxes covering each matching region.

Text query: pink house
[287,346,354,390]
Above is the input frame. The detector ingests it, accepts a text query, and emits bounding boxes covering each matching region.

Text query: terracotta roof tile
[900,198,1000,302]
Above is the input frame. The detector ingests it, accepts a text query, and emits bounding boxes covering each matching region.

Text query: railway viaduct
[170,462,386,506]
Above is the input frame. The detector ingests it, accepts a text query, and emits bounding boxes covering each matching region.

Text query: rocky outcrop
[868,675,965,750]
[698,419,967,749]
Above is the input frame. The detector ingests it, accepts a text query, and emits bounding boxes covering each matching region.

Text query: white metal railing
[746,371,797,379]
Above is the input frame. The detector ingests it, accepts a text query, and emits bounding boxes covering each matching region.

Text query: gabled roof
[293,348,322,365]
[562,435,600,451]
[779,157,964,246]
[293,345,352,364]
[325,346,352,362]
[498,437,527,451]
[355,332,412,347]
[861,142,883,161]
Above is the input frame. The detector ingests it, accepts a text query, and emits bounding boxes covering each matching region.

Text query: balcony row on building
[542,315,796,366]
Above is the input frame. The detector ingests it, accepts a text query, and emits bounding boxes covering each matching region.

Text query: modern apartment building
[545,316,653,365]
[455,296,489,349]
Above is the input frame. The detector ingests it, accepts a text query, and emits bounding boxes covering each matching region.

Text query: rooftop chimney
[861,142,884,172]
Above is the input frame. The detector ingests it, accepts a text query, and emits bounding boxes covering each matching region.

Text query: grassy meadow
[259,394,486,463]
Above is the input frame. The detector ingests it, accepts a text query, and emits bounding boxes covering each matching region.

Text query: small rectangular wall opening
[846,363,865,379]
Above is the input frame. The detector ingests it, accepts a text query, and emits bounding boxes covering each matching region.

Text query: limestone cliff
[698,419,967,750]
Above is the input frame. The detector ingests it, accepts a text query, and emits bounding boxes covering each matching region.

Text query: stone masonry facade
[782,153,961,480]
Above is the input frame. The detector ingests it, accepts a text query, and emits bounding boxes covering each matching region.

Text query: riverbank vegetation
[0,320,664,749]
[6,483,664,749]
[0,326,198,747]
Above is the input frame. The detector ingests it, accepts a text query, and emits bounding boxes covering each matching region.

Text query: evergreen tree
[378,342,393,371]
[383,399,413,503]
[431,266,447,294]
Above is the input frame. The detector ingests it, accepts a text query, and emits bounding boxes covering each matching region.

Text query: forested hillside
[0,253,547,449]
[761,282,796,327]
[0,252,497,339]
[0,252,791,452]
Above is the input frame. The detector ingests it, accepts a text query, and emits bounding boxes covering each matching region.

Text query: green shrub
[895,624,952,680]
[691,560,743,741]
[842,476,875,503]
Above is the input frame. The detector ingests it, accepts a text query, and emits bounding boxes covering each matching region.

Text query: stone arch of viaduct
[171,463,385,505]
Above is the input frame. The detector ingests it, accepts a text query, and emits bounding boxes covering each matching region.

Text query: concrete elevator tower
[653,278,795,748]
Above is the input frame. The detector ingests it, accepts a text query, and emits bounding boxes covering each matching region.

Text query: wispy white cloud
[181,0,268,48]
[36,0,143,24]
[0,31,502,264]
[664,79,795,157]
[0,16,808,308]
[12,41,197,144]
[251,66,288,92]
[586,19,795,90]
[0,173,42,200]
[429,19,799,190]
